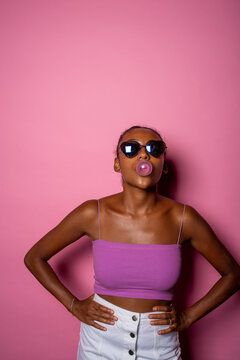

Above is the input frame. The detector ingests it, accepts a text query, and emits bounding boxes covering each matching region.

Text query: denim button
[130,332,135,338]
[128,349,134,355]
[132,315,138,321]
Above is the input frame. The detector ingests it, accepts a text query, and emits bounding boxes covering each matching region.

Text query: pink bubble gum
[136,160,153,176]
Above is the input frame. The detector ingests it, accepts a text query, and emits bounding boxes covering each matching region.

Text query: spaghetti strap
[97,199,101,240]
[177,204,186,244]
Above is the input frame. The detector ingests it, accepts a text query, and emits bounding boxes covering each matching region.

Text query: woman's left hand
[148,304,190,335]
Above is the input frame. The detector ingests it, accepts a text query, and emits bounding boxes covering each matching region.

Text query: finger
[149,313,176,324]
[95,314,117,325]
[157,325,176,335]
[150,319,169,325]
[94,302,115,314]
[150,319,174,325]
[92,308,117,322]
[90,320,108,331]
[152,306,172,312]
[149,313,175,320]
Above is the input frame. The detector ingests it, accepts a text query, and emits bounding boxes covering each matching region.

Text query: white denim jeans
[77,293,182,360]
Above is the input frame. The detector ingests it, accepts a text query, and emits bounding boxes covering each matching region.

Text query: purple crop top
[92,199,186,300]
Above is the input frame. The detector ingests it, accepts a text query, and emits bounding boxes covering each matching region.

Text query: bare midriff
[97,294,172,313]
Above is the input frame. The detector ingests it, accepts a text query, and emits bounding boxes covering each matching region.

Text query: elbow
[24,252,33,269]
[24,250,41,269]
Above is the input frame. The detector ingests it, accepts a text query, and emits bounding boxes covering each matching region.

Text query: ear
[114,157,121,173]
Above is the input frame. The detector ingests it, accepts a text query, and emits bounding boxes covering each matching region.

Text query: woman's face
[114,129,166,188]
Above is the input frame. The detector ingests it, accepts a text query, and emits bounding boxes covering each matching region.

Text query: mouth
[135,160,153,176]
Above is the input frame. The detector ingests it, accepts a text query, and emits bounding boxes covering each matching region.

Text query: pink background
[1,0,240,359]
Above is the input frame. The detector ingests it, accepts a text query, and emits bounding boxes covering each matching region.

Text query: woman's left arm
[179,205,240,329]
[151,205,240,334]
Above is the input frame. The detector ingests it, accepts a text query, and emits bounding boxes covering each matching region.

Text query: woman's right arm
[24,200,95,313]
[24,199,118,330]
[24,200,96,310]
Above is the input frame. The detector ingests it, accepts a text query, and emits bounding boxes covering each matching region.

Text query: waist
[97,293,172,313]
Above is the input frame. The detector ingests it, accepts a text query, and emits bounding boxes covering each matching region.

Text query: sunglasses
[119,140,167,158]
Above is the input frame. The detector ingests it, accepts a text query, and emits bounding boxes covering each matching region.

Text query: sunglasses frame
[119,139,167,158]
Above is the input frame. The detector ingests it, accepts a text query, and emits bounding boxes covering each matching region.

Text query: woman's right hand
[72,294,118,331]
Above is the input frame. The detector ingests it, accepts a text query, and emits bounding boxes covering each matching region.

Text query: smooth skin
[24,128,240,336]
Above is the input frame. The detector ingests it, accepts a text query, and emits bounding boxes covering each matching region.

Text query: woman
[24,125,240,360]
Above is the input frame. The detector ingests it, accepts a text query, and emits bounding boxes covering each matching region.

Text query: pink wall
[1,0,240,359]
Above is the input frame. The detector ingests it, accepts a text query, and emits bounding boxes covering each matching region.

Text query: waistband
[93,293,171,323]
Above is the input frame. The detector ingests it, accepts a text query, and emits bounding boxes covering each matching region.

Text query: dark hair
[115,125,167,158]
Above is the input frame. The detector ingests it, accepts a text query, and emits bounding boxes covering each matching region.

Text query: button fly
[128,349,134,355]
[130,332,135,338]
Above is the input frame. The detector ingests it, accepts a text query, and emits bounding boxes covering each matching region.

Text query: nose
[138,146,150,160]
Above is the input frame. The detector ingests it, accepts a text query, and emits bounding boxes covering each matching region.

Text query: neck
[120,186,161,216]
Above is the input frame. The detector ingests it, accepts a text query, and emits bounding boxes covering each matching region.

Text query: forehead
[121,128,160,143]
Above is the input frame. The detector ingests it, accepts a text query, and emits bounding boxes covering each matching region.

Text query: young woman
[24,125,240,360]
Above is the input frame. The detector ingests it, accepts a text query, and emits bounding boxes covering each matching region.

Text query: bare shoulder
[57,198,99,227]
[168,198,205,243]
[24,199,99,262]
[180,203,212,244]
[160,195,188,218]
[172,202,240,278]
[77,198,98,218]
[161,198,228,250]
[176,201,229,254]
[159,196,191,243]
[67,198,101,235]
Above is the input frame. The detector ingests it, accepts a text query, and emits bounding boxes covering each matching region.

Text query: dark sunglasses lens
[120,142,139,158]
[146,141,166,157]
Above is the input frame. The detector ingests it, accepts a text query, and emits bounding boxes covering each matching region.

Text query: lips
[136,160,153,176]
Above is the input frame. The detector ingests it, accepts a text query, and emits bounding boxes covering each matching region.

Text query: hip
[77,293,182,360]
